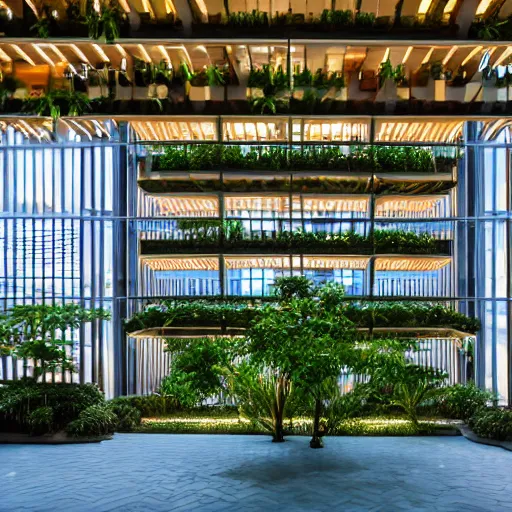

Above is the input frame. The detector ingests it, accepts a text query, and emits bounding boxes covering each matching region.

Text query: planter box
[189,85,211,102]
[434,80,446,101]
[209,86,225,102]
[376,79,397,102]
[87,86,103,99]
[483,86,508,102]
[397,87,410,100]
[0,431,112,444]
[227,86,247,101]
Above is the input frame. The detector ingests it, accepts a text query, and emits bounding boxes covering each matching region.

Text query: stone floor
[1,434,511,512]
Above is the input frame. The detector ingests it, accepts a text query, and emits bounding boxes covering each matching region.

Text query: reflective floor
[1,434,511,512]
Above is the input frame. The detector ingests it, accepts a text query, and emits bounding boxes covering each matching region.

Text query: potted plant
[394,63,409,100]
[293,66,313,100]
[376,58,397,102]
[147,61,172,100]
[169,63,188,103]
[186,64,210,109]
[206,65,227,102]
[87,66,109,99]
[430,61,451,101]
[247,66,270,99]
[482,66,509,103]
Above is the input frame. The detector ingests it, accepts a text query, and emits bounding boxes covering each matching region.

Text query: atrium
[0,1,511,510]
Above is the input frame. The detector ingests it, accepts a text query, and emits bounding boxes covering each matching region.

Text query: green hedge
[0,380,105,434]
[150,145,456,174]
[141,229,450,256]
[125,300,480,335]
[468,408,512,441]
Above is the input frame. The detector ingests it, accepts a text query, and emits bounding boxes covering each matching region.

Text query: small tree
[0,304,111,379]
[245,277,357,448]
[161,336,233,407]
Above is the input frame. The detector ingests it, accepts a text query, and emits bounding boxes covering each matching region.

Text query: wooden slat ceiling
[140,255,451,271]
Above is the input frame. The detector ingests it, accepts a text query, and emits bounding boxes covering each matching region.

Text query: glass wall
[0,117,510,403]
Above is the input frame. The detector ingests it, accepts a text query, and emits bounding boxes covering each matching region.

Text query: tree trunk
[310,398,324,448]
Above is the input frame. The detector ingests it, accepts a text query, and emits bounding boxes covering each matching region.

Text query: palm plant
[230,363,293,443]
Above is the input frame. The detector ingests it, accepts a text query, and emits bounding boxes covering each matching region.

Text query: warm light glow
[138,44,152,63]
[143,257,219,271]
[442,46,458,66]
[443,0,458,13]
[418,0,434,15]
[402,46,413,65]
[381,48,390,63]
[494,47,512,67]
[32,44,55,66]
[92,44,110,62]
[225,256,369,270]
[476,0,494,15]
[0,48,12,62]
[115,44,127,58]
[165,0,176,14]
[461,46,483,67]
[158,45,171,64]
[421,47,435,65]
[10,44,36,66]
[375,195,445,215]
[375,256,451,272]
[141,0,155,18]
[69,44,91,65]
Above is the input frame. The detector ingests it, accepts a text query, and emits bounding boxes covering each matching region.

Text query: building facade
[0,0,511,403]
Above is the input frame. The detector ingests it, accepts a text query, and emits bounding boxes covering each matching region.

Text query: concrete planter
[434,80,446,101]
[376,79,397,102]
[397,87,410,100]
[0,431,113,444]
[209,86,225,102]
[87,85,103,99]
[189,85,211,102]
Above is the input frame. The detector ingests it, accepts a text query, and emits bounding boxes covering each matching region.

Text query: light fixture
[120,57,127,72]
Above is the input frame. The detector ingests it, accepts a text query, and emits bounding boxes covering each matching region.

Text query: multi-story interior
[0,0,510,403]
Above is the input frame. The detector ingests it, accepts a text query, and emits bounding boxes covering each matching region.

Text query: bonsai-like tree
[0,304,111,378]
[245,277,358,448]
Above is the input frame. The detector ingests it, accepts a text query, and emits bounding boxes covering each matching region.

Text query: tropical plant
[108,403,142,431]
[205,65,227,86]
[0,304,111,377]
[393,63,408,86]
[23,89,92,120]
[357,338,447,426]
[244,279,358,448]
[435,383,494,421]
[293,67,313,87]
[66,404,118,437]
[229,362,293,442]
[161,336,233,406]
[0,72,24,110]
[477,16,508,40]
[28,406,54,435]
[31,16,51,38]
[468,408,512,441]
[378,59,394,86]
[323,384,367,435]
[0,380,105,433]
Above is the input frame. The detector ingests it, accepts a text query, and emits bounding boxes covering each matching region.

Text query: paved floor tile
[1,434,512,511]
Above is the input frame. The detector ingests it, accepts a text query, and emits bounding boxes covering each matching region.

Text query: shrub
[436,384,493,421]
[108,404,141,431]
[28,406,54,435]
[469,408,512,441]
[0,380,104,433]
[66,404,118,437]
[108,395,177,417]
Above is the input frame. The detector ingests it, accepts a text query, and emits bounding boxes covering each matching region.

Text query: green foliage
[436,384,494,421]
[244,280,358,446]
[23,90,92,120]
[229,362,294,442]
[138,418,261,434]
[469,408,512,441]
[357,338,447,425]
[107,403,141,431]
[150,144,451,173]
[31,17,51,38]
[322,383,367,435]
[125,300,480,336]
[150,228,445,256]
[223,10,269,28]
[0,380,105,433]
[0,304,110,377]
[271,276,314,301]
[66,404,118,437]
[28,406,54,435]
[160,337,232,406]
[108,394,178,417]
